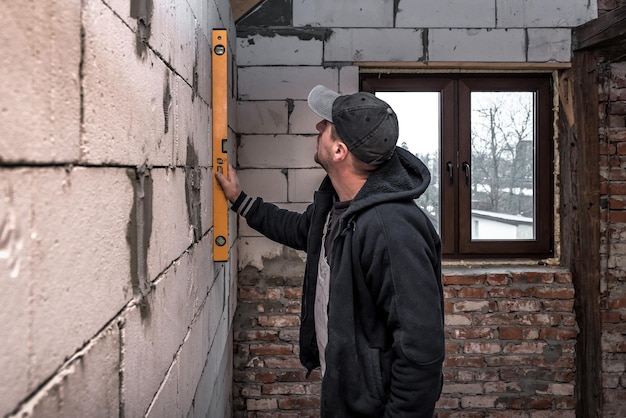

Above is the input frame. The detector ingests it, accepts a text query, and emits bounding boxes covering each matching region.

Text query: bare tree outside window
[470,92,535,240]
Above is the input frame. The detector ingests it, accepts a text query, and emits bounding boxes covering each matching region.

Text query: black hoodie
[233,147,444,417]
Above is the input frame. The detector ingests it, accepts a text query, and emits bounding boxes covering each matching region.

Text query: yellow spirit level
[212,29,228,262]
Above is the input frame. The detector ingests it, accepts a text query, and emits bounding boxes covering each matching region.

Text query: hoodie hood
[345,146,431,217]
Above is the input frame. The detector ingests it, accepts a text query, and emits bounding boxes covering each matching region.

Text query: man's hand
[215,164,243,204]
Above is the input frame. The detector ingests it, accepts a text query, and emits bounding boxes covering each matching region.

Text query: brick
[443,356,485,368]
[442,383,483,394]
[511,271,555,284]
[429,29,526,62]
[293,0,394,27]
[461,396,498,408]
[247,398,278,411]
[498,327,524,340]
[257,315,300,328]
[0,0,81,164]
[262,384,307,395]
[502,341,546,354]
[250,343,294,356]
[449,327,495,340]
[239,287,282,300]
[539,328,578,341]
[444,275,485,285]
[278,396,321,410]
[458,287,488,298]
[497,299,542,312]
[325,29,424,62]
[531,287,575,299]
[445,314,473,326]
[464,342,501,354]
[396,0,495,28]
[453,300,492,312]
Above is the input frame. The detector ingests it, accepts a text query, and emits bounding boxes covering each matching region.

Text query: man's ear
[334,141,349,162]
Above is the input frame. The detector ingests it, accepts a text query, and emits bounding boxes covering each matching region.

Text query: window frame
[361,73,554,259]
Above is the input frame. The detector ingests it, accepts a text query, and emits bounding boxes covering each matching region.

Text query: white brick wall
[234,0,597,267]
[1,0,235,415]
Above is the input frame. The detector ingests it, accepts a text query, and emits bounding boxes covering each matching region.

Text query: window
[362,74,554,259]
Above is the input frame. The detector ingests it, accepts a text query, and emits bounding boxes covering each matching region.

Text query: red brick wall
[233,263,577,417]
[599,59,626,417]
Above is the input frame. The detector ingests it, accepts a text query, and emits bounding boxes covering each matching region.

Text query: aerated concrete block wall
[233,0,599,416]
[0,0,237,417]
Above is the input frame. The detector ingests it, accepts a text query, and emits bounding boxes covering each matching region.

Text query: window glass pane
[470,92,535,240]
[376,92,441,233]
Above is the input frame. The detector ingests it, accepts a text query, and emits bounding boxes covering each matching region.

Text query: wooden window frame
[362,73,554,259]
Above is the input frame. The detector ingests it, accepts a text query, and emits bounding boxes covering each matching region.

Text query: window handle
[446,161,454,184]
[462,162,471,185]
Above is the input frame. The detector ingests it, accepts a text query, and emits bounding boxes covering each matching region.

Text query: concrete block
[9,324,120,418]
[496,0,597,28]
[145,362,180,418]
[289,100,318,134]
[238,67,338,100]
[237,101,289,134]
[189,311,232,417]
[339,66,360,94]
[527,29,571,62]
[238,169,289,202]
[293,0,394,27]
[172,1,196,84]
[238,135,317,168]
[0,0,81,164]
[147,168,196,281]
[82,0,174,166]
[429,29,526,62]
[288,168,326,203]
[325,28,424,62]
[22,167,133,386]
[237,33,324,66]
[238,236,306,271]
[396,0,496,28]
[0,171,30,416]
[122,246,201,418]
[196,28,212,105]
[178,301,212,414]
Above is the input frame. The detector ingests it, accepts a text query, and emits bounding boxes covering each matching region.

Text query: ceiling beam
[230,0,264,22]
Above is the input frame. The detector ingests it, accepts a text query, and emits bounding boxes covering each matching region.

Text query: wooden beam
[358,61,571,71]
[559,51,603,417]
[231,0,264,21]
[573,5,626,51]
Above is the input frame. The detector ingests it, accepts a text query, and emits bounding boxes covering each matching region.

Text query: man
[216,85,444,417]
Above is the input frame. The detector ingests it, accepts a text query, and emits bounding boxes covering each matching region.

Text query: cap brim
[307,85,340,122]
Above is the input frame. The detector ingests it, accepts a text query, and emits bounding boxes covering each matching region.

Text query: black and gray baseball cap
[307,85,399,165]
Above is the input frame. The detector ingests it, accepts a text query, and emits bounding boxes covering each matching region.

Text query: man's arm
[215,165,310,251]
